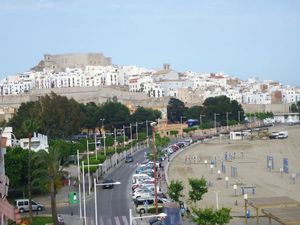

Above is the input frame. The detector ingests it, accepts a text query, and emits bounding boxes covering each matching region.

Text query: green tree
[290,103,298,112]
[80,102,99,133]
[49,140,80,164]
[167,180,184,202]
[4,147,28,192]
[131,106,162,123]
[7,102,40,138]
[184,106,204,121]
[167,98,186,123]
[192,207,215,225]
[37,92,83,139]
[98,101,131,130]
[192,207,231,225]
[202,96,244,126]
[33,146,65,225]
[188,177,208,205]
[214,208,232,225]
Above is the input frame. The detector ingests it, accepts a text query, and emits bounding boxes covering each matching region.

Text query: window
[18,201,24,206]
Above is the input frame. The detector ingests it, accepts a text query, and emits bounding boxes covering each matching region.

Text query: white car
[132,190,153,200]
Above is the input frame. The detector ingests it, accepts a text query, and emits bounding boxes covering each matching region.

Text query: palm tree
[23,119,37,223]
[34,145,65,225]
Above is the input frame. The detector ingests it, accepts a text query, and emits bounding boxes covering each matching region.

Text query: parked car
[278,131,288,139]
[135,202,163,214]
[132,191,153,200]
[134,197,170,207]
[176,142,186,148]
[269,132,279,139]
[15,199,44,213]
[102,178,115,189]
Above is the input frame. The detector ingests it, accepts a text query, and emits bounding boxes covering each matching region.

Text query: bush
[183,127,197,133]
[170,130,179,135]
[147,206,164,214]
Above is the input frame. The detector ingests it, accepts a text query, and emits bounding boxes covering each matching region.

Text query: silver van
[15,199,44,213]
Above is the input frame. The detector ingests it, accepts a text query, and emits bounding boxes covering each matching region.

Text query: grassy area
[9,216,53,225]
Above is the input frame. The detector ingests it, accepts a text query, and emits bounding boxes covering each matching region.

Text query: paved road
[57,147,148,225]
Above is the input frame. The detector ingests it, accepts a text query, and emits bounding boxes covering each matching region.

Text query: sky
[1,0,300,85]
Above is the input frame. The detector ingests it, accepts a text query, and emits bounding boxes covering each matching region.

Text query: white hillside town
[0,53,300,106]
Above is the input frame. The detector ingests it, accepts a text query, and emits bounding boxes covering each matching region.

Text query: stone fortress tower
[34,53,112,72]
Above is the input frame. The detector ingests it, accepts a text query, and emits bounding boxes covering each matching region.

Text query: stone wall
[43,53,111,72]
[242,103,292,113]
[0,86,170,118]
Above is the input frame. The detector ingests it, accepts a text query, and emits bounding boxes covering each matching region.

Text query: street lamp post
[123,125,131,155]
[130,124,133,154]
[76,150,82,219]
[135,122,143,150]
[238,111,242,124]
[233,184,237,197]
[123,125,126,147]
[81,162,103,225]
[99,118,105,131]
[99,118,106,156]
[81,161,87,225]
[86,140,91,195]
[210,164,214,174]
[214,113,220,134]
[225,176,229,189]
[114,128,117,154]
[214,190,221,209]
[94,178,121,225]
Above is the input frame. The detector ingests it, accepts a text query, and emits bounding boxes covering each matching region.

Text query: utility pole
[150,122,158,214]
[214,113,220,134]
[226,112,232,130]
[180,116,186,138]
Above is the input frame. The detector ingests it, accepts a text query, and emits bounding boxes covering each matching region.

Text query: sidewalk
[60,214,83,225]
[34,184,76,208]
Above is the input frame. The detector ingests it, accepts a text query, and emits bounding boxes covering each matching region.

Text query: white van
[15,199,44,213]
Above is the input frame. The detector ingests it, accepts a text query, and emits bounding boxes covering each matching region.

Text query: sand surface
[168,125,300,217]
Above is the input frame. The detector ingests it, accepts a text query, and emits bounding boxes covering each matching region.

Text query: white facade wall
[281,88,300,103]
[242,92,271,104]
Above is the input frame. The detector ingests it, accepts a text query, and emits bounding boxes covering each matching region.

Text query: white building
[19,132,49,152]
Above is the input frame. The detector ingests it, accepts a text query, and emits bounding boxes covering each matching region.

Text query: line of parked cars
[161,138,193,156]
[131,160,170,214]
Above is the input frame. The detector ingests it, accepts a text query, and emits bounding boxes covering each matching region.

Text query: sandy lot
[168,125,300,217]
